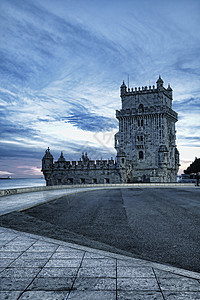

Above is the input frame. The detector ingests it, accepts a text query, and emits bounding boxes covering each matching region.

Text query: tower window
[138,104,144,113]
[137,136,140,141]
[141,136,143,141]
[139,151,144,159]
[138,119,143,127]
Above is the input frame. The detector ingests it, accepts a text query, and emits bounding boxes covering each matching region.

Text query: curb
[0,183,195,197]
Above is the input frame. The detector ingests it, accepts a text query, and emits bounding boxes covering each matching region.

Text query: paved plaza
[1,226,200,300]
[0,186,200,299]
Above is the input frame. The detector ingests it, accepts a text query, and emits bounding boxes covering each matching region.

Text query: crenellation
[119,82,174,100]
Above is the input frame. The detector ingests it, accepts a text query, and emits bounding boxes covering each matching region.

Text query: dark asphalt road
[1,187,200,272]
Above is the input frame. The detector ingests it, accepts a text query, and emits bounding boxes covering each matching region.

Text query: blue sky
[0,0,199,177]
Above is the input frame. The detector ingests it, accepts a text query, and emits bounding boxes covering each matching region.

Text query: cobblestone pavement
[0,226,200,300]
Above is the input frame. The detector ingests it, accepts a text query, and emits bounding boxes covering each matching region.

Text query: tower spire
[120,80,127,97]
[156,75,164,89]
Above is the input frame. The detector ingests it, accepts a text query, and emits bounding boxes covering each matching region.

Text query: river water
[0,178,46,190]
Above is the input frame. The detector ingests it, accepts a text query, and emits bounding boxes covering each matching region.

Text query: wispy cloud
[0,0,200,177]
[63,106,118,132]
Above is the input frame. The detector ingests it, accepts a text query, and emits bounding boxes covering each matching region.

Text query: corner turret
[82,152,89,163]
[41,147,53,185]
[120,81,127,98]
[156,75,164,90]
[167,83,173,99]
[58,152,66,162]
[58,152,66,168]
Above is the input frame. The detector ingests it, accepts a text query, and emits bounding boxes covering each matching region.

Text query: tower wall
[115,77,179,182]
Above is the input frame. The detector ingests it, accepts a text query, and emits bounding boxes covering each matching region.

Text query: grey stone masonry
[42,151,121,186]
[42,76,180,185]
[115,75,180,183]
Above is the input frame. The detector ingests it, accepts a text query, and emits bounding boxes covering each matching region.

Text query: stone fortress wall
[42,151,121,186]
[42,76,180,186]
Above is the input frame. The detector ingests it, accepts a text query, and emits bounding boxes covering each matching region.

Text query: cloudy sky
[0,0,199,178]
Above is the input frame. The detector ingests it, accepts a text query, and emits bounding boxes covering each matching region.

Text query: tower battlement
[53,153,117,170]
[121,76,173,100]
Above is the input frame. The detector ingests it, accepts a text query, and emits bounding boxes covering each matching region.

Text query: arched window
[141,119,143,126]
[139,151,144,159]
[138,119,140,126]
[138,104,144,113]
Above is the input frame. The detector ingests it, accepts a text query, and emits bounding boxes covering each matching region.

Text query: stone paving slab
[0,226,200,299]
[78,266,116,277]
[19,291,69,300]
[72,277,116,291]
[117,277,160,291]
[158,277,200,291]
[162,291,200,299]
[1,278,33,292]
[38,267,78,278]
[1,267,41,278]
[65,291,116,300]
[117,266,155,278]
[117,291,164,299]
[28,276,74,291]
[0,291,22,300]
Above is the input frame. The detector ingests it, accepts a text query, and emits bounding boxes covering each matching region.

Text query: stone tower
[115,76,180,182]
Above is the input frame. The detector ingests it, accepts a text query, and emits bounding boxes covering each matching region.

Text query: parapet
[51,152,117,170]
[120,76,173,99]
